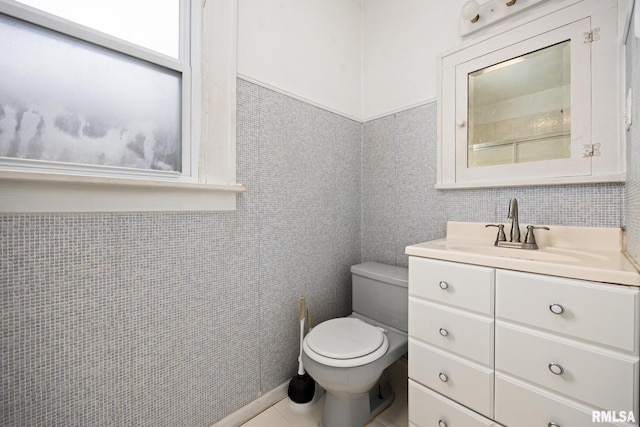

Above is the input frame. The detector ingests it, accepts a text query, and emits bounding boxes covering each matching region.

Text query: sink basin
[445,244,580,263]
[406,221,639,286]
[440,242,611,263]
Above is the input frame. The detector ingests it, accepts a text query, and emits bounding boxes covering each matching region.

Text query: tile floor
[241,358,408,427]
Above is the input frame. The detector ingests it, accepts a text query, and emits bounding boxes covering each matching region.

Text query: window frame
[0,0,243,212]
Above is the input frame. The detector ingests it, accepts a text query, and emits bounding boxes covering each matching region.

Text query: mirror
[467,41,571,168]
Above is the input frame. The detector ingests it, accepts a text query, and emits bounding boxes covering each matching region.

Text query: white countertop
[405,222,640,287]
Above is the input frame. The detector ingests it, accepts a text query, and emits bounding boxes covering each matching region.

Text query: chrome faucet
[508,198,520,243]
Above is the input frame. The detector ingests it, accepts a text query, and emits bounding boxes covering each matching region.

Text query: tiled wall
[361,23,640,269]
[625,20,640,263]
[2,32,639,426]
[361,103,626,267]
[0,79,361,426]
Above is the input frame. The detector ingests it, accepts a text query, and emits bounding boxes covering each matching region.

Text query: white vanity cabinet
[495,270,640,427]
[408,257,498,425]
[408,257,640,427]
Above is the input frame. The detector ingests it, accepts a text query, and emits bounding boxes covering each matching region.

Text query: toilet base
[322,378,394,427]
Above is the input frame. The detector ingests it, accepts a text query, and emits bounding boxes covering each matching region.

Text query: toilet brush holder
[287,298,315,405]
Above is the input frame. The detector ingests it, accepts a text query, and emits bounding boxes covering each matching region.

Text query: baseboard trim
[211,381,289,427]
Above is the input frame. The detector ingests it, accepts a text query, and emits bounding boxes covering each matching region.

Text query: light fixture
[460,0,548,37]
[461,0,480,23]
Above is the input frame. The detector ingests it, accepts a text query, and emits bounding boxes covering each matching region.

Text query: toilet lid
[305,317,385,360]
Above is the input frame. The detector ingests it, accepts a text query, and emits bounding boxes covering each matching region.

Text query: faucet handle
[523,225,550,249]
[486,224,507,246]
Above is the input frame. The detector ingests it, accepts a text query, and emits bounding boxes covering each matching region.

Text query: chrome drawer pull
[439,281,449,290]
[438,372,449,382]
[439,328,449,337]
[549,304,564,315]
[548,423,561,427]
[548,363,564,375]
[438,420,448,427]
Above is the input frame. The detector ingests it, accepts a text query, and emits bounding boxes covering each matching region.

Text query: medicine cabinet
[437,0,625,188]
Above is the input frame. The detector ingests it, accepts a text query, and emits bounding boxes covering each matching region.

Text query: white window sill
[0,171,247,213]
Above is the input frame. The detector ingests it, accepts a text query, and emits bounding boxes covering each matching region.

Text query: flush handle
[549,304,564,315]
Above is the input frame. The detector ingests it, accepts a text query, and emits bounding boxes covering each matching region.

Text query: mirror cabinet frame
[437,0,624,189]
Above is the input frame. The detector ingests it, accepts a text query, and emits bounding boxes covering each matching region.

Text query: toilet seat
[303,318,390,368]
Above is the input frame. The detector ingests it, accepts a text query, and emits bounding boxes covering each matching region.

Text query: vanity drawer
[409,297,494,366]
[495,322,639,413]
[409,379,499,427]
[496,269,639,352]
[409,257,494,315]
[495,373,629,427]
[409,338,494,418]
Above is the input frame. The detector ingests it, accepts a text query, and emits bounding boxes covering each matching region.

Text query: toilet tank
[351,262,408,332]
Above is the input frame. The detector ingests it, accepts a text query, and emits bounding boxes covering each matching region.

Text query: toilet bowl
[303,317,389,369]
[301,262,408,427]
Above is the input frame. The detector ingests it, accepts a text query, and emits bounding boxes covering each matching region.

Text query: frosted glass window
[0,14,182,172]
[467,41,571,168]
[15,0,180,58]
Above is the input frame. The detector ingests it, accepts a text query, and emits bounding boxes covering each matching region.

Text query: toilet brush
[287,297,315,404]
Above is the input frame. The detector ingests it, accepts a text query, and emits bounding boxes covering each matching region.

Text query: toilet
[301,262,408,427]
